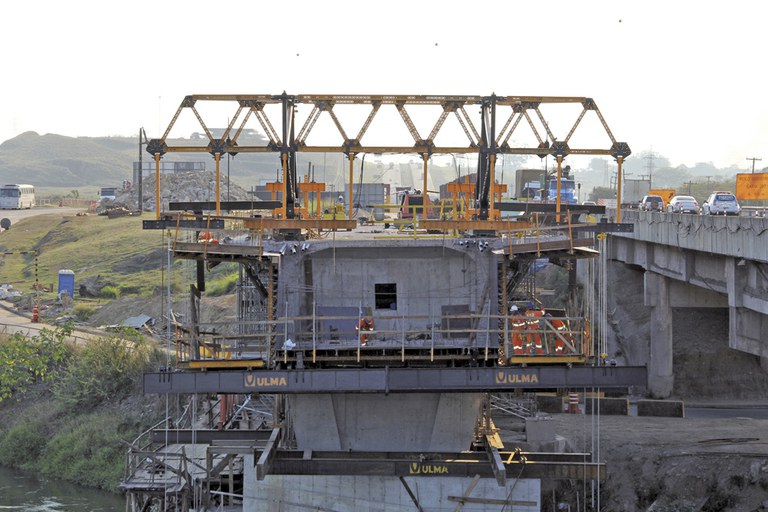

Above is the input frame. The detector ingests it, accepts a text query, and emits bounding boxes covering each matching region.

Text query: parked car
[667,195,700,214]
[639,195,664,212]
[582,200,597,206]
[701,191,741,216]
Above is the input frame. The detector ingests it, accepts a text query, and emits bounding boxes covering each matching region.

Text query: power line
[746,156,762,174]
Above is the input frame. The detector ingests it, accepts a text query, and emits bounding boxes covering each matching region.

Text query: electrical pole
[138,127,147,213]
[746,156,762,173]
[644,148,658,187]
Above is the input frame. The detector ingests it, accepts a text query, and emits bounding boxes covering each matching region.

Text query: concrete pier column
[644,272,674,397]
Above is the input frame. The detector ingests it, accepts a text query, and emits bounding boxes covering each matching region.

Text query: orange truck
[649,189,675,207]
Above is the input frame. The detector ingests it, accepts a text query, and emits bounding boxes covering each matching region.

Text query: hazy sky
[2,1,766,170]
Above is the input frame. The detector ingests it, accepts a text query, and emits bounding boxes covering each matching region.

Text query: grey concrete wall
[242,457,542,512]
[637,399,685,417]
[277,240,498,345]
[584,397,629,415]
[289,393,484,452]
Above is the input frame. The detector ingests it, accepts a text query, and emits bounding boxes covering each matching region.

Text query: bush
[72,303,97,321]
[38,412,131,491]
[53,330,161,411]
[0,420,47,468]
[99,285,121,299]
[0,326,72,402]
[206,272,238,296]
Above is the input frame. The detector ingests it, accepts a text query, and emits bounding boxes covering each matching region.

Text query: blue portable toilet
[58,269,75,300]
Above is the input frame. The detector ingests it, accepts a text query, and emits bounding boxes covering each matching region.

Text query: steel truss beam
[146,92,630,223]
[148,94,628,159]
[143,366,646,394]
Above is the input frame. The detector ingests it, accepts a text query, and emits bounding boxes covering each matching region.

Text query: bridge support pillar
[645,272,674,397]
[289,393,484,452]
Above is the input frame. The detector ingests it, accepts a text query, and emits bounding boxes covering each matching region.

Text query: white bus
[0,184,35,209]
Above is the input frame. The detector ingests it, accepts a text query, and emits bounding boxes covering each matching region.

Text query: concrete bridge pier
[644,272,674,398]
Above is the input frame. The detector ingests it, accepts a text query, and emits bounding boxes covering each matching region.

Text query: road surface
[0,206,85,230]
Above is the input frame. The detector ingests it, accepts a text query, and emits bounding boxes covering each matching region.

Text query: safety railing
[170,312,592,366]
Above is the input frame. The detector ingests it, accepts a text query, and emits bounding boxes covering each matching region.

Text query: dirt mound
[85,294,236,329]
[548,412,768,511]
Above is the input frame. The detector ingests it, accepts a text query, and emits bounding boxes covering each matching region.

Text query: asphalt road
[0,206,84,230]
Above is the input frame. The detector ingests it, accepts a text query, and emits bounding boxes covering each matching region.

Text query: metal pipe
[348,153,355,220]
[155,153,162,220]
[616,156,624,223]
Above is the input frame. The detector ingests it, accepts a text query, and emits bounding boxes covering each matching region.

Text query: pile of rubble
[106,171,255,212]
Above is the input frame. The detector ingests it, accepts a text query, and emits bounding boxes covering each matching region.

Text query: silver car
[702,191,741,216]
[666,195,700,214]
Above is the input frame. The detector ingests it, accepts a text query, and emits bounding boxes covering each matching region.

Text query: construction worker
[547,312,570,354]
[197,231,218,244]
[355,316,374,346]
[525,303,545,355]
[510,305,526,355]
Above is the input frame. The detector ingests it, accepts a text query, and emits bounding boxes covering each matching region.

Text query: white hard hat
[510,305,518,312]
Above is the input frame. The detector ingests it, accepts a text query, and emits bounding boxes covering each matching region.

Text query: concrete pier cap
[289,393,484,452]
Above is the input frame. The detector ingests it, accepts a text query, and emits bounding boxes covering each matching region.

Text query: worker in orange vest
[525,304,545,355]
[510,305,526,355]
[198,231,218,244]
[355,316,374,346]
[548,313,569,354]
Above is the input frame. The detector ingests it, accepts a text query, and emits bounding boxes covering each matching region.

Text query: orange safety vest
[525,309,545,354]
[511,313,526,355]
[550,318,568,353]
[198,231,218,244]
[355,317,374,345]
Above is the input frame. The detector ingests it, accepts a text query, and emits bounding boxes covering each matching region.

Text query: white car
[701,191,741,216]
[666,195,700,214]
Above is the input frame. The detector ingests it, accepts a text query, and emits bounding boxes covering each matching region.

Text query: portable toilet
[58,270,75,300]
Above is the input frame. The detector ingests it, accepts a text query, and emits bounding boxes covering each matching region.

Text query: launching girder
[144,366,647,395]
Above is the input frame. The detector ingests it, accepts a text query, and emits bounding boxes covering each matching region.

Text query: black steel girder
[263,450,606,480]
[167,200,282,211]
[143,366,647,394]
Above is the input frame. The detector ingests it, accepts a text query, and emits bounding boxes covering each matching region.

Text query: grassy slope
[0,212,169,295]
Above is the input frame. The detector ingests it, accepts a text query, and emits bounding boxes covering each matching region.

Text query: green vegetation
[38,411,138,489]
[206,267,239,296]
[99,284,121,299]
[0,327,164,492]
[54,330,158,411]
[72,302,97,321]
[0,327,71,402]
[0,213,169,296]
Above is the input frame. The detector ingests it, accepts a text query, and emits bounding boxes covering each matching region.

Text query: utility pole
[138,127,148,213]
[746,156,762,173]
[645,148,658,187]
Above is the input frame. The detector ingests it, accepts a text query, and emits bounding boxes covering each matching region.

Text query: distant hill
[0,132,135,187]
[0,131,347,190]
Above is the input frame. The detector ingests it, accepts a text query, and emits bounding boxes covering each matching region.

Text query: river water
[0,466,123,511]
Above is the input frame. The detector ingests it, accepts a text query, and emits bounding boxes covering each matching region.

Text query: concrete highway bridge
[608,210,768,397]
